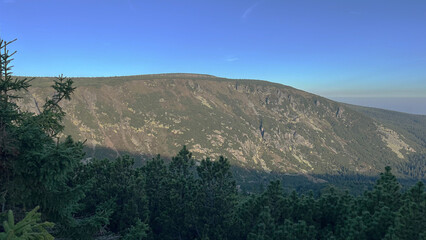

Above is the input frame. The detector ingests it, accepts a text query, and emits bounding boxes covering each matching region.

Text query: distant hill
[331,97,426,115]
[344,104,426,148]
[18,74,425,182]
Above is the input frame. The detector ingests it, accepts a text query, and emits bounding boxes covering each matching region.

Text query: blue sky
[1,0,426,98]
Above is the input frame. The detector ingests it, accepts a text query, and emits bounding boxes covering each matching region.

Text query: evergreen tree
[75,156,149,235]
[0,38,100,239]
[0,38,32,213]
[261,180,286,224]
[388,181,426,239]
[316,187,352,239]
[166,146,198,240]
[360,167,402,240]
[365,166,402,212]
[338,215,367,240]
[142,155,169,238]
[230,195,261,240]
[275,219,316,240]
[121,219,151,240]
[196,156,237,239]
[0,206,54,240]
[247,206,275,240]
[291,191,316,226]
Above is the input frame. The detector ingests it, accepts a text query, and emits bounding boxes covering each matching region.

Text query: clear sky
[1,0,426,98]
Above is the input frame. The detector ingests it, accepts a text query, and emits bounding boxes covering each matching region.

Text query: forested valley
[1,39,425,240]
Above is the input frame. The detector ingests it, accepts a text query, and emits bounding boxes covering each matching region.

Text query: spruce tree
[166,146,198,240]
[261,180,286,224]
[247,206,275,240]
[0,38,32,213]
[360,167,402,240]
[388,181,426,239]
[0,206,54,240]
[275,219,316,240]
[142,155,169,238]
[196,156,237,239]
[0,38,98,239]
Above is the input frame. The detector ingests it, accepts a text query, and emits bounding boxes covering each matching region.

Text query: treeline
[398,154,426,180]
[1,39,425,239]
[2,146,426,240]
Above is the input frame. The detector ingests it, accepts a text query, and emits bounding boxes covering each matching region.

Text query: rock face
[18,74,425,176]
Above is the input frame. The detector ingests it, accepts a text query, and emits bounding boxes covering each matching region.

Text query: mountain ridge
[17,73,425,180]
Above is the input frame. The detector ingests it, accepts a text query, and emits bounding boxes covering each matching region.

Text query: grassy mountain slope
[345,104,426,148]
[18,74,425,179]
[343,104,426,180]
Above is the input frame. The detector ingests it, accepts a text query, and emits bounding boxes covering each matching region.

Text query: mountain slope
[18,74,425,178]
[345,104,426,148]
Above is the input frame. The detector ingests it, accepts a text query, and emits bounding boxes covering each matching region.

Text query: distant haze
[331,97,426,115]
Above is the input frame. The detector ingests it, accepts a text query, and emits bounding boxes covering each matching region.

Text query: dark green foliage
[337,215,367,240]
[388,182,426,239]
[0,38,90,238]
[398,154,426,179]
[196,156,237,239]
[357,167,401,240]
[275,219,317,240]
[0,38,116,239]
[165,146,198,240]
[142,155,168,238]
[0,39,33,214]
[247,206,275,240]
[12,134,85,223]
[37,74,75,137]
[4,133,425,240]
[234,167,425,240]
[121,219,150,240]
[72,155,149,238]
[0,206,54,240]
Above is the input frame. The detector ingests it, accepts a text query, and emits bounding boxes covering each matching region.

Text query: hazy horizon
[331,97,426,116]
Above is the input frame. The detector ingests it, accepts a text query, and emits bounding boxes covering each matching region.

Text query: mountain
[18,74,425,180]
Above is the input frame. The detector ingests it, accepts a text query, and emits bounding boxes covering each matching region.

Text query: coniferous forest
[1,40,425,240]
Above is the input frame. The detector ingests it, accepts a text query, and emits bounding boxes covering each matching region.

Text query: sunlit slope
[20,74,424,177]
[345,104,426,148]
